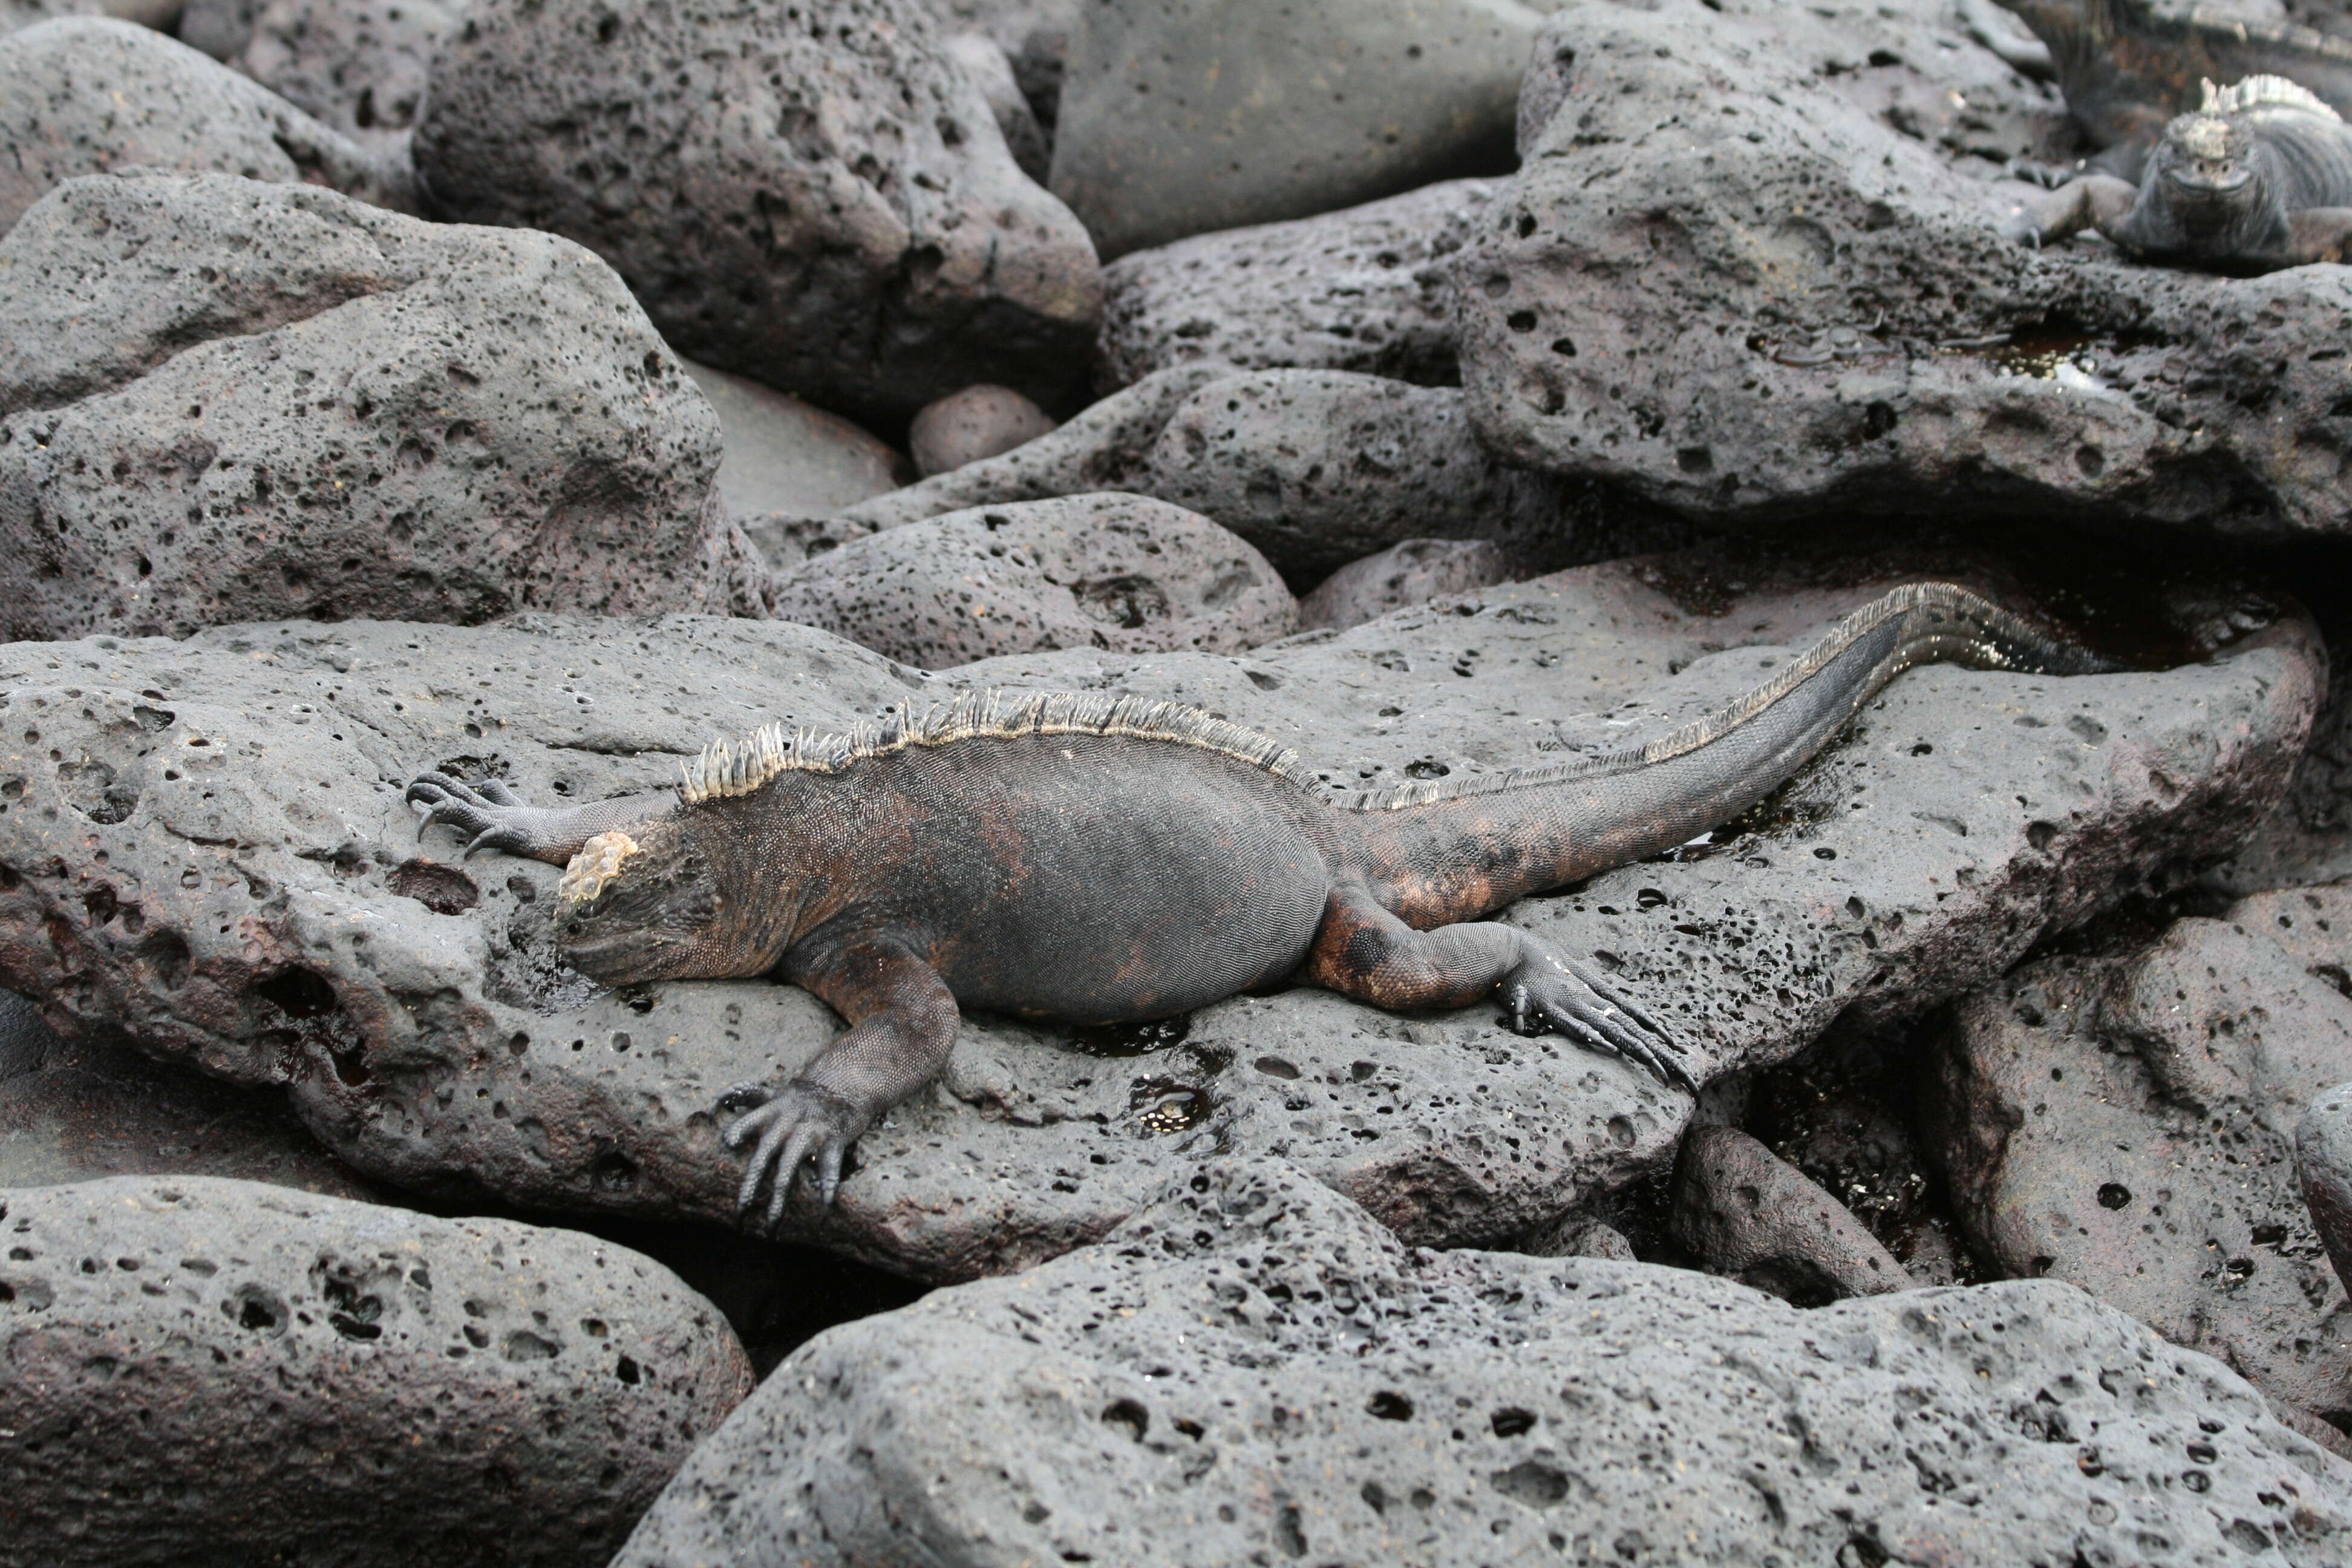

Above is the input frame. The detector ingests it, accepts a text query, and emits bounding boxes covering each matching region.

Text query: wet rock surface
[1050,0,1535,259]
[1299,537,1517,632]
[0,554,2315,1279]
[235,0,460,162]
[1461,0,2352,538]
[0,17,405,237]
[1929,911,2352,1427]
[1095,177,1495,391]
[1670,1122,1910,1303]
[769,492,1296,667]
[679,359,909,521]
[0,171,756,638]
[907,382,1059,477]
[415,0,1102,426]
[0,1174,754,1567]
[618,1157,2352,1568]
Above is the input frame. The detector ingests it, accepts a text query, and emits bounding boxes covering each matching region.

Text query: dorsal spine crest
[2200,73,2340,120]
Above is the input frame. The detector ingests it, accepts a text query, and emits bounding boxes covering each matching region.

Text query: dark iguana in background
[408,584,2114,1223]
[1991,0,2352,182]
[2002,74,2352,267]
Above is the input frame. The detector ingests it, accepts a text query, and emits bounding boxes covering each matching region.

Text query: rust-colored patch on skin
[558,831,641,904]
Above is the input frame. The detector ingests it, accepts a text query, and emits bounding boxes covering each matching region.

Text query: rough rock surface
[0,988,381,1195]
[616,1157,2352,1568]
[237,0,461,161]
[1299,537,1516,632]
[0,1175,753,1567]
[1096,177,1496,392]
[679,359,908,521]
[768,492,1296,667]
[1670,1122,1911,1302]
[0,18,405,237]
[415,0,1102,426]
[1050,0,1537,259]
[1461,0,2352,539]
[907,382,1058,477]
[1930,912,2352,1426]
[0,172,757,639]
[2304,1077,2352,1297]
[0,555,2316,1280]
[1,0,96,36]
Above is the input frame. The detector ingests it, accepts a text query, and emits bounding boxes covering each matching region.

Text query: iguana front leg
[722,932,958,1223]
[1998,174,2140,248]
[1302,885,1694,1089]
[405,773,671,863]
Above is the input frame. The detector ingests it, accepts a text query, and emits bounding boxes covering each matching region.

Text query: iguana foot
[2006,156,2079,190]
[406,771,544,857]
[1501,955,1693,1091]
[723,1080,869,1223]
[1996,210,2045,249]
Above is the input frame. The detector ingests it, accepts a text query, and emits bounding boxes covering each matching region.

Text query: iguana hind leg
[1304,886,1693,1089]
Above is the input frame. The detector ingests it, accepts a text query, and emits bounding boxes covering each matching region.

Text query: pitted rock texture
[0,555,2316,1281]
[1930,913,2352,1426]
[237,0,462,161]
[2304,1079,2352,1298]
[1,0,96,37]
[1670,1122,1910,1302]
[1299,537,1516,632]
[1462,0,2352,538]
[0,17,406,237]
[0,172,758,639]
[907,382,1058,476]
[1096,177,1495,392]
[768,493,1296,667]
[1049,0,1536,260]
[0,988,382,1195]
[416,0,1102,426]
[0,1175,753,1567]
[616,1157,2352,1568]
[679,359,909,521]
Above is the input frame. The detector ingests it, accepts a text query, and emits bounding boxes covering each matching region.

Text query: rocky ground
[7,0,2352,1563]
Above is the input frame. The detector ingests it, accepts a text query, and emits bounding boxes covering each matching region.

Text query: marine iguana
[1993,0,2352,183]
[407,583,2109,1223]
[2001,74,2352,267]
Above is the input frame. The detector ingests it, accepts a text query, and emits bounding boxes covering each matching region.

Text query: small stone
[769,492,1295,667]
[1671,1123,1912,1302]
[0,1175,753,1567]
[908,383,1060,477]
[1300,538,1517,632]
[681,359,910,520]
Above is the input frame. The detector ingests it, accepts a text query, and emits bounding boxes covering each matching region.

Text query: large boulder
[1459,0,2352,539]
[0,554,2315,1281]
[0,172,757,639]
[1049,0,1538,259]
[1928,908,2352,1428]
[0,1175,753,1567]
[0,18,405,237]
[1096,177,1497,392]
[768,492,1296,667]
[615,1157,2352,1568]
[415,0,1102,427]
[237,0,463,162]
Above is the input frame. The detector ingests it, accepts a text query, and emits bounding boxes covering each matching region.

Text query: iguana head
[2152,111,2262,213]
[553,815,781,985]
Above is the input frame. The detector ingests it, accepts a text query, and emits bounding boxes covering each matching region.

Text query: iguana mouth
[2164,165,2254,194]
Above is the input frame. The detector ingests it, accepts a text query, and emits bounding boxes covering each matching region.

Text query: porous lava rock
[768,492,1296,667]
[1461,0,2352,538]
[0,17,405,237]
[237,0,462,161]
[1929,910,2352,1427]
[679,359,909,521]
[0,1175,753,1567]
[1095,177,1496,392]
[0,171,757,639]
[615,1157,2352,1568]
[1670,1122,1910,1302]
[415,0,1102,426]
[1049,0,1537,259]
[907,382,1058,476]
[0,556,2315,1279]
[1299,537,1516,632]
[1,0,96,38]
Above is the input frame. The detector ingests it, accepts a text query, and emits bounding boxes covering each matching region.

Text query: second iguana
[408,583,2114,1223]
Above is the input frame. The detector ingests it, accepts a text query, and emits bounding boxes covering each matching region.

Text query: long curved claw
[1504,957,1695,1091]
[722,1081,866,1224]
[407,771,540,857]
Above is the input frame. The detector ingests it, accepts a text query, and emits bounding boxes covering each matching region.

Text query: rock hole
[1274,1503,1306,1560]
[2096,1183,2130,1210]
[1361,1480,1387,1514]
[1101,1398,1148,1440]
[1368,1391,1414,1420]
[2027,822,2058,851]
[2075,445,2105,478]
[1491,1407,1536,1437]
[1507,309,1537,332]
[388,860,480,915]
[1254,1056,1299,1080]
[229,1285,287,1336]
[501,1330,561,1361]
[1491,1459,1570,1508]
[616,1355,641,1384]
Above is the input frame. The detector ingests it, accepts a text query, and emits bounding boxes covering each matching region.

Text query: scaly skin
[408,583,2115,1224]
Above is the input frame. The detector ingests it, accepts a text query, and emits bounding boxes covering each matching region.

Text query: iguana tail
[1334,583,2112,927]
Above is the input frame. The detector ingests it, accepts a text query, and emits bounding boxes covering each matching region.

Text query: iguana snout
[555,817,743,985]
